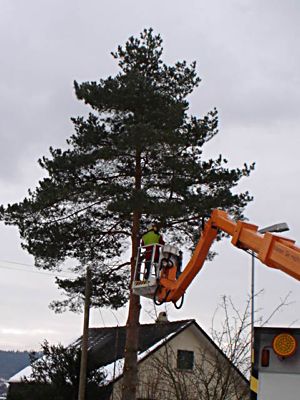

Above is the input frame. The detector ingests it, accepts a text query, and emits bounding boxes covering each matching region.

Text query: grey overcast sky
[0,0,300,350]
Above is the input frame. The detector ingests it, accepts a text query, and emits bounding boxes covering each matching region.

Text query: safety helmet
[147,221,158,231]
[147,222,154,231]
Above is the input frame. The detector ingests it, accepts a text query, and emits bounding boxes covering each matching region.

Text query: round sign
[272,332,297,358]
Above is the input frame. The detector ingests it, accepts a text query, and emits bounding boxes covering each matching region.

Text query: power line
[0,258,130,270]
[98,309,106,327]
[0,259,36,268]
[0,262,75,278]
[0,258,129,278]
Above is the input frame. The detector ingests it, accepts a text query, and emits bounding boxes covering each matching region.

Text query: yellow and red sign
[272,332,297,358]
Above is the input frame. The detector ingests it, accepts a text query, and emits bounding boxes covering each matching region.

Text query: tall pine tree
[1,29,254,400]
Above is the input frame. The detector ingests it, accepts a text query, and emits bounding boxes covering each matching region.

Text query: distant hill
[0,351,31,380]
[0,350,34,398]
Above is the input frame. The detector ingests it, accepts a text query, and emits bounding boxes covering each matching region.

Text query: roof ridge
[88,319,194,331]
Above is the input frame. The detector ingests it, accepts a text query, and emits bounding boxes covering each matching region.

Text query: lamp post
[250,222,289,335]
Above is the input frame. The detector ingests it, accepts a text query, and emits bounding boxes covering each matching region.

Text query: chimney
[156,311,168,323]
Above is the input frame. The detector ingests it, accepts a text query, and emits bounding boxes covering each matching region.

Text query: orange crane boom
[155,209,300,305]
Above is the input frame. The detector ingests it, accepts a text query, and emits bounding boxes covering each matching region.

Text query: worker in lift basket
[141,222,165,280]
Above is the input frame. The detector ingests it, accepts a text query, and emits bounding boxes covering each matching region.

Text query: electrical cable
[0,258,129,277]
[98,309,106,327]
[0,260,76,278]
[173,294,184,309]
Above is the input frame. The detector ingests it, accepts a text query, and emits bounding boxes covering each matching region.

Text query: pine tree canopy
[0,28,254,312]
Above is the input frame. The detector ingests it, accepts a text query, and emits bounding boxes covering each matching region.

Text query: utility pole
[78,265,92,400]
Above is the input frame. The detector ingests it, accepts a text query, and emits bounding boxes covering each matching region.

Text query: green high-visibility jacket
[142,231,161,245]
[141,230,164,260]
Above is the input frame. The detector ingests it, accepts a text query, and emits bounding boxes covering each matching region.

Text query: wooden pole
[78,266,92,400]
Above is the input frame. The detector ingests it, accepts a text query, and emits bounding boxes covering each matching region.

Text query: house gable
[112,321,249,400]
[8,319,249,400]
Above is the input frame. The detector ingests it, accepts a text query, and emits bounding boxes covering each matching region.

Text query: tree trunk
[121,151,142,400]
[78,266,92,400]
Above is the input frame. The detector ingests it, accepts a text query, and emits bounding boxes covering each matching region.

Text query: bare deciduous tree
[131,292,293,400]
[137,341,249,400]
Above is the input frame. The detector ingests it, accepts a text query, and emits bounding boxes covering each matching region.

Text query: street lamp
[251,222,290,335]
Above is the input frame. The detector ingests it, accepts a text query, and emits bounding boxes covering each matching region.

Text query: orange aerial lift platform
[132,209,300,400]
[132,209,300,307]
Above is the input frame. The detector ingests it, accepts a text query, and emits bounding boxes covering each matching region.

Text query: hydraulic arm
[155,209,300,305]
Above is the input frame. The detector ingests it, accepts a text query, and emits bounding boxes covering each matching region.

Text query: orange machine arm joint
[156,209,300,304]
